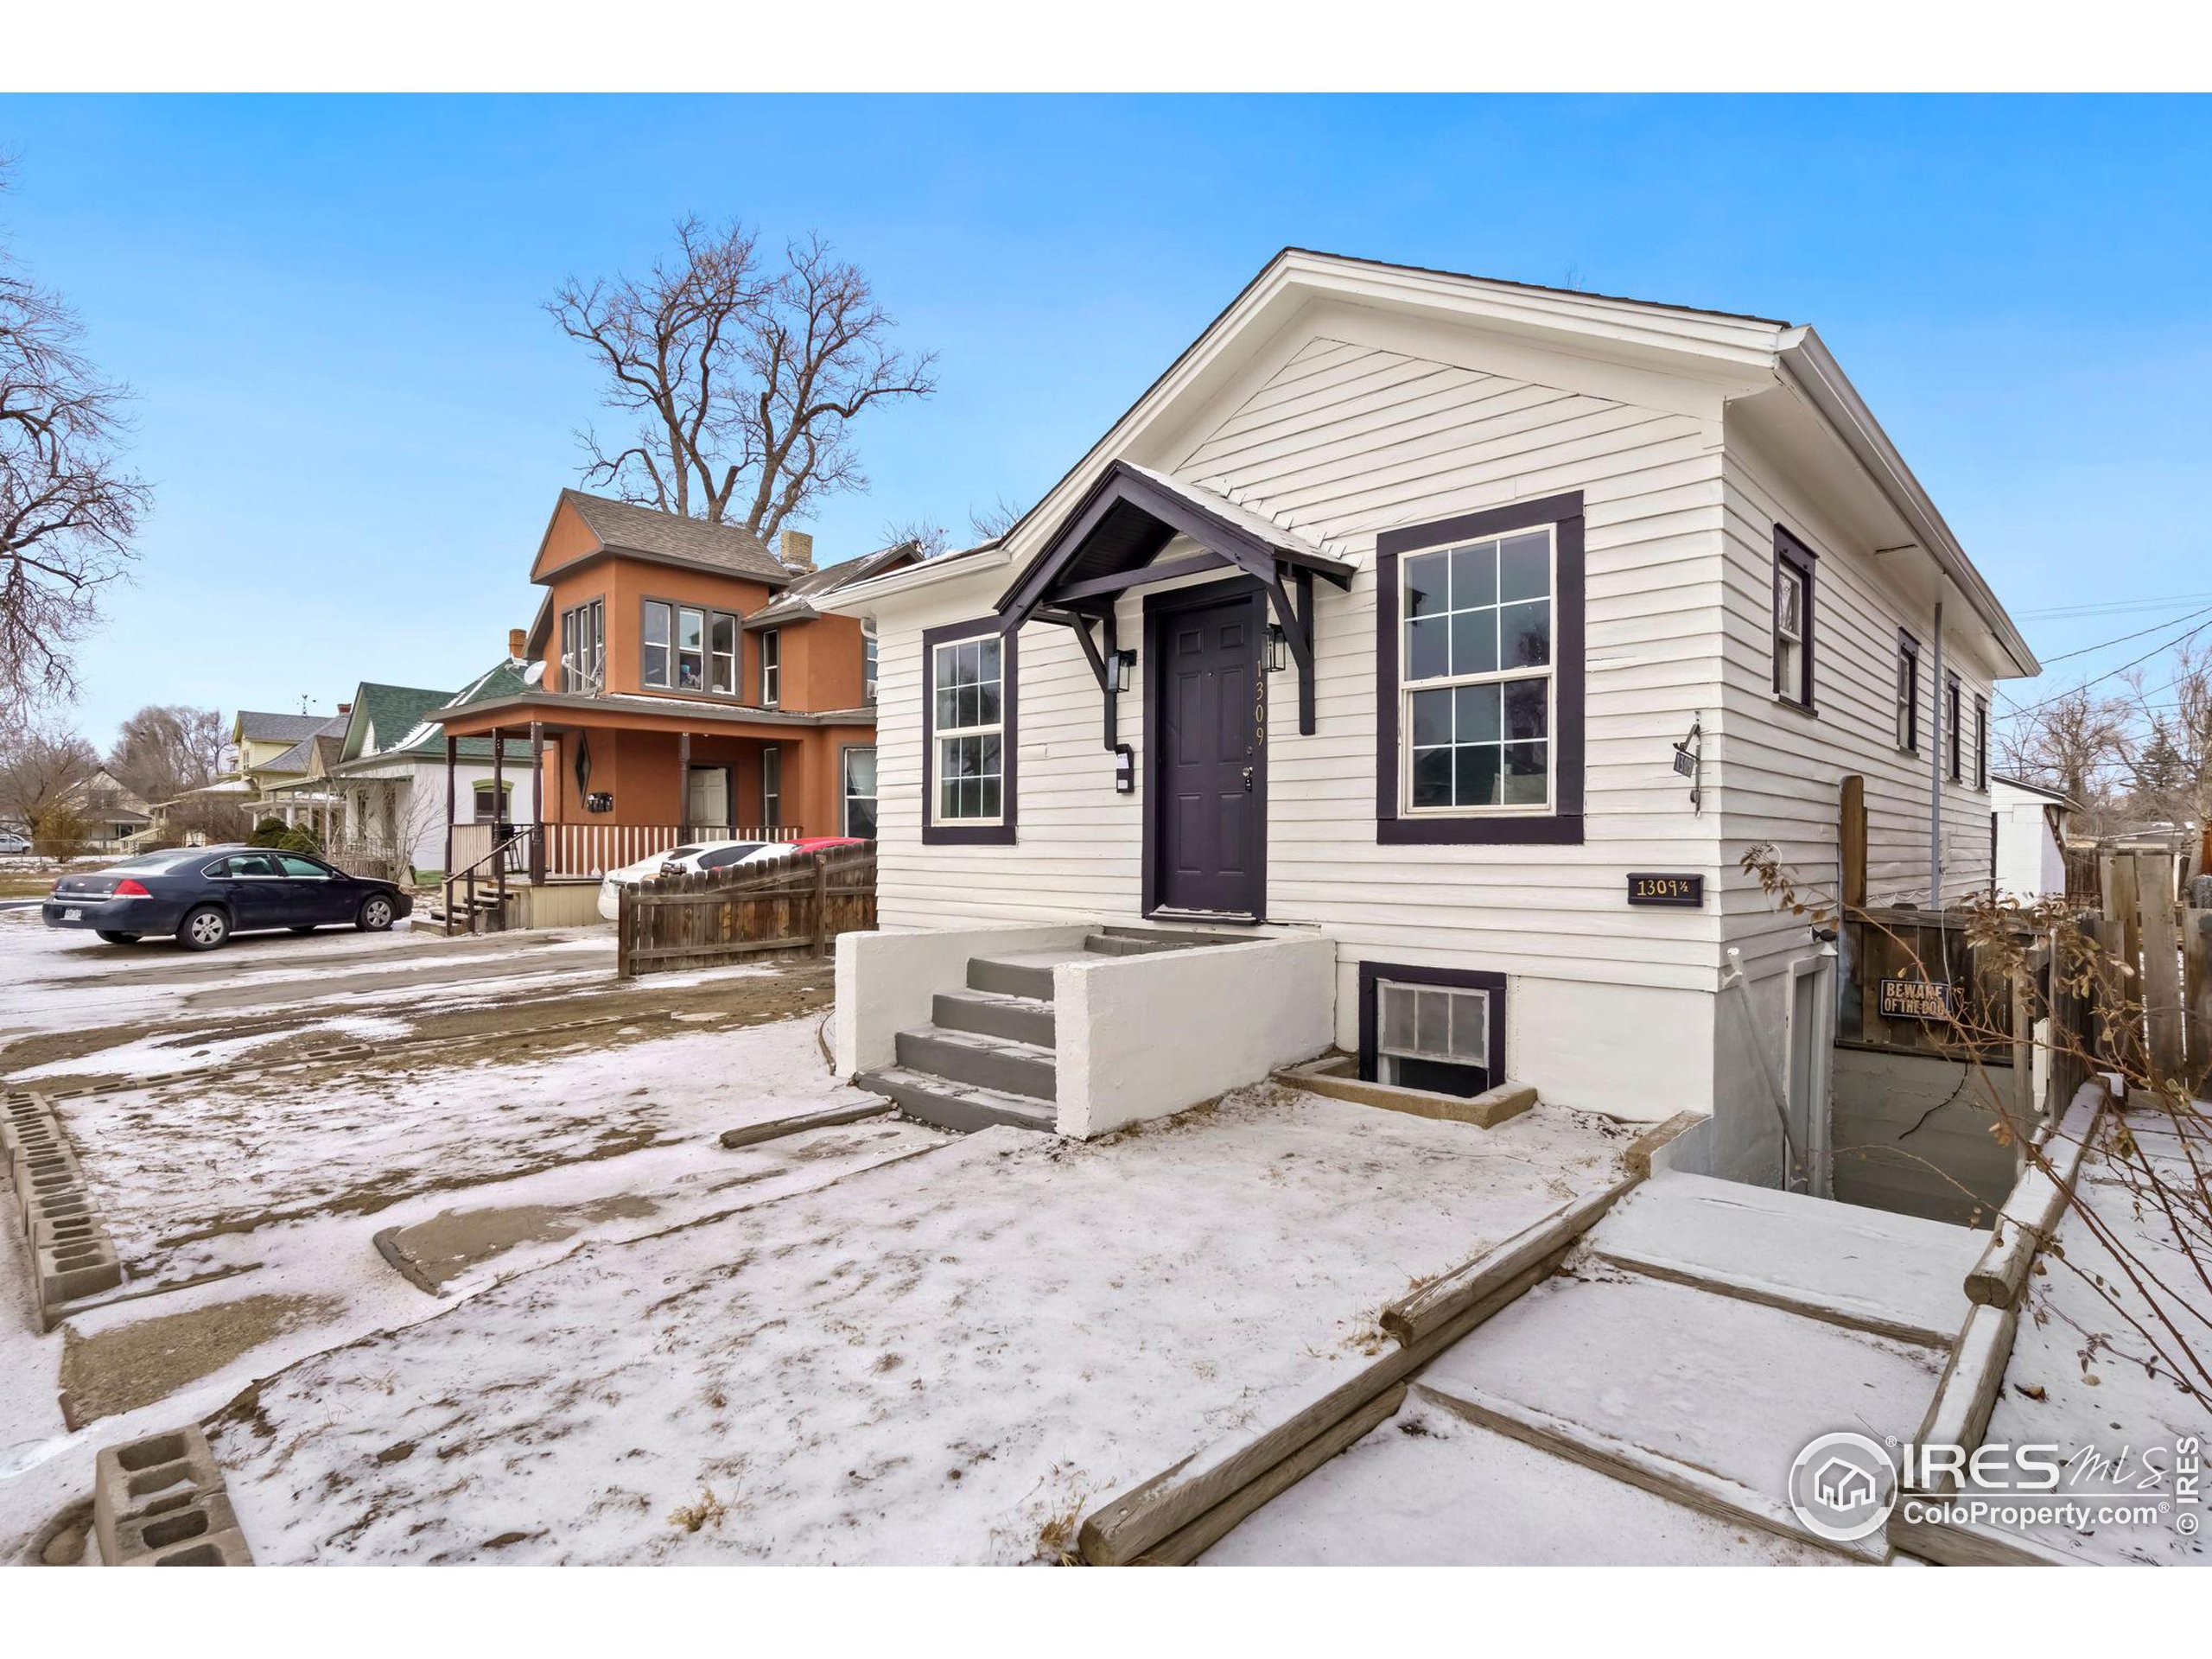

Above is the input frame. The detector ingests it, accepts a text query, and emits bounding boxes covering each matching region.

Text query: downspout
[1928,599,1945,909]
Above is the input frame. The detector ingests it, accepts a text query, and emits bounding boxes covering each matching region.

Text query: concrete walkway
[1207,1171,1986,1566]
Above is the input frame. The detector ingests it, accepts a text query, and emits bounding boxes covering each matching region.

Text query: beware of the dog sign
[1878,977,1955,1020]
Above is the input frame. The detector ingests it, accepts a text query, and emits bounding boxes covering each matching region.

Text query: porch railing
[449,821,804,882]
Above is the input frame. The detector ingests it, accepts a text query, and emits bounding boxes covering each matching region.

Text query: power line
[2033,601,2212,666]
[2016,591,2212,622]
[1996,607,2212,719]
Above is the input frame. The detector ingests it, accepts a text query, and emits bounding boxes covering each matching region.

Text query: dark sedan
[42,845,414,950]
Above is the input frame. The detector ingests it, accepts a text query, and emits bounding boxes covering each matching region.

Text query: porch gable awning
[992,461,1355,738]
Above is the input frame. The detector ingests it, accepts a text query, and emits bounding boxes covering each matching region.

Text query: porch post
[677,729,691,836]
[530,721,545,884]
[443,734,456,880]
[491,723,505,843]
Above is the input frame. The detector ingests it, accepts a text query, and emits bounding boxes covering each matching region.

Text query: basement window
[1357,963,1505,1099]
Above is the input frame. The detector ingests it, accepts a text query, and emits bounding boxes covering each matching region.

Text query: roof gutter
[816,542,1014,614]
[1777,327,2040,679]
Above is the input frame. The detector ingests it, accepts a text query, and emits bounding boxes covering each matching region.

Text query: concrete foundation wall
[1058,936,1337,1139]
[1831,1045,2019,1226]
[835,922,1094,1076]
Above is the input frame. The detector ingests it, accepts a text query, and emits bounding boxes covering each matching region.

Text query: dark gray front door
[1150,589,1265,918]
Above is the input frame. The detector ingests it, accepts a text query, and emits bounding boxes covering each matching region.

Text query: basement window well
[1359,963,1505,1098]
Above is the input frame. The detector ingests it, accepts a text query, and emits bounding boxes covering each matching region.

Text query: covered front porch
[431,692,858,887]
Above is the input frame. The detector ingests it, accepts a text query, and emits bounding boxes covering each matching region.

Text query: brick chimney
[338,702,353,716]
[780,529,816,574]
[509,626,527,661]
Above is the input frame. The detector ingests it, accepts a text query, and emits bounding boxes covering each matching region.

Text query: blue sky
[3,93,2208,747]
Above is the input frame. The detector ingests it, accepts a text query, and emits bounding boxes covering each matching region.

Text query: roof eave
[1777,328,2039,680]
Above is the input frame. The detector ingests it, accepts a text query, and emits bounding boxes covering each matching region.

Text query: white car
[595,840,798,920]
[0,830,32,855]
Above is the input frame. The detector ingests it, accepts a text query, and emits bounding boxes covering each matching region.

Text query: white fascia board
[1777,327,2039,679]
[816,543,1014,615]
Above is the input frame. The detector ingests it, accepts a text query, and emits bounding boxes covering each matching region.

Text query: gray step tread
[855,1065,1056,1135]
[1587,1172,1982,1346]
[933,987,1056,1043]
[895,1024,1057,1101]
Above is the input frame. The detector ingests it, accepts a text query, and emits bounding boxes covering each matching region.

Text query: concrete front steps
[855,929,1223,1136]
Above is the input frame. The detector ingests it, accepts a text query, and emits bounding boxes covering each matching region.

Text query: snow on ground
[9,1014,415,1084]
[0,1007,934,1559]
[1980,1111,2212,1567]
[53,1019,858,1283]
[1199,1391,1846,1567]
[0,906,618,1040]
[207,1090,1629,1563]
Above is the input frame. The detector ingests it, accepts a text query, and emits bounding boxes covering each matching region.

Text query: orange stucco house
[431,490,916,912]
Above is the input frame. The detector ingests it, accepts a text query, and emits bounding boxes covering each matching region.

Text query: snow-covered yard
[204,1090,1630,1563]
[1981,1109,2212,1567]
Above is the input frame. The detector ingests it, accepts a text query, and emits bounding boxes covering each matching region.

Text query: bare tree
[968,494,1024,543]
[0,159,151,721]
[880,517,947,559]
[2121,640,2212,830]
[1999,685,2133,825]
[0,724,99,841]
[108,703,226,804]
[548,219,936,540]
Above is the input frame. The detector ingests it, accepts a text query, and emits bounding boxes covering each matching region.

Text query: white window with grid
[1775,563,1806,700]
[932,635,1004,824]
[1376,978,1492,1095]
[1400,526,1554,814]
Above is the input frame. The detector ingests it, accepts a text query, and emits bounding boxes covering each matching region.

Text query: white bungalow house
[823,250,2037,1185]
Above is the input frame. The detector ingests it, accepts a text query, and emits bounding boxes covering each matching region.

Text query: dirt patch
[3,958,834,1088]
[375,1193,663,1294]
[60,1292,345,1423]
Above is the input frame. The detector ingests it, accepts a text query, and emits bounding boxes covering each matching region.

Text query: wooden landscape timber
[1077,1167,1646,1567]
[1961,1080,2108,1311]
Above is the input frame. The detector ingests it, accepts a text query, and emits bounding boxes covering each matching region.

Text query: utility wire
[1997,608,2212,719]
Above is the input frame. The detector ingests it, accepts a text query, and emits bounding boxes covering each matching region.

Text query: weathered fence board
[616,844,875,979]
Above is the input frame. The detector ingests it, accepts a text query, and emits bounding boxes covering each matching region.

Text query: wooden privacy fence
[2094,844,2212,1097]
[615,842,875,979]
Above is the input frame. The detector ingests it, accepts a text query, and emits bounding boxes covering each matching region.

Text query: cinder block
[16,1165,86,1229]
[37,1232,123,1313]
[10,1137,77,1184]
[0,1113,62,1161]
[125,1528,254,1567]
[31,1208,100,1247]
[112,1491,249,1565]
[94,1427,222,1565]
[27,1188,92,1227]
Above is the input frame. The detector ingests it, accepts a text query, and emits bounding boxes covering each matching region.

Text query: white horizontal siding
[876,333,1733,994]
[1716,436,1999,976]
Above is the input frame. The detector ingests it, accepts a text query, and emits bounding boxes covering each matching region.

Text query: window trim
[1974,694,1989,792]
[472,779,516,823]
[1376,492,1585,845]
[639,594,744,698]
[760,627,782,706]
[1771,526,1817,713]
[840,743,878,839]
[559,595,605,696]
[921,616,1018,846]
[1896,631,1921,753]
[760,745,783,828]
[1946,671,1963,782]
[1357,961,1507,1095]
